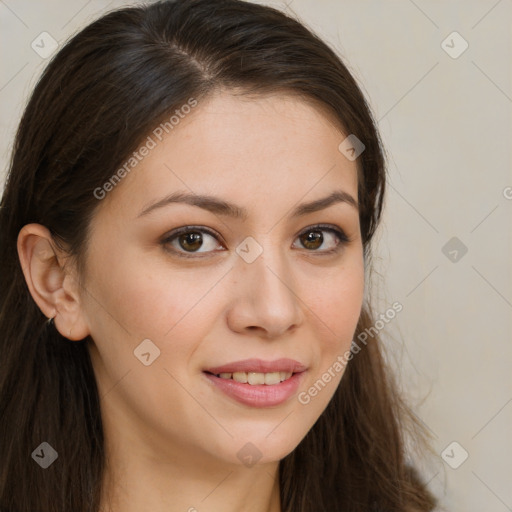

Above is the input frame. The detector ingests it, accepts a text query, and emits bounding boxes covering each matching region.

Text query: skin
[17,90,364,512]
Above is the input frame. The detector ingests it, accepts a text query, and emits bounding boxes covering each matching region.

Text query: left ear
[17,223,90,341]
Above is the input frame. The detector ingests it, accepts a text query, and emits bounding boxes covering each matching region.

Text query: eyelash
[160,224,351,259]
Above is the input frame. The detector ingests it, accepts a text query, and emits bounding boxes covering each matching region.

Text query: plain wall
[1,1,511,511]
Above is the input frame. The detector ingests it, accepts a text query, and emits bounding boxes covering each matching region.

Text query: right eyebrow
[137,189,358,220]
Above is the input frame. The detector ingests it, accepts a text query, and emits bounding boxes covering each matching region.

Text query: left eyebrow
[137,190,359,220]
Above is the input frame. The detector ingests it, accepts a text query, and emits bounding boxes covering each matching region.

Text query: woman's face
[81,91,364,469]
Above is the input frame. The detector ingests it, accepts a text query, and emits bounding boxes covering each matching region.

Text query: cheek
[87,245,196,334]
[84,247,226,372]
[295,262,364,413]
[305,258,365,350]
[83,251,220,423]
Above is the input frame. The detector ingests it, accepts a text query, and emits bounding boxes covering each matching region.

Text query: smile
[208,371,293,385]
[203,359,307,407]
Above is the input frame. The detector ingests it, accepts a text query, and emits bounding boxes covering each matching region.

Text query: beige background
[1,1,511,511]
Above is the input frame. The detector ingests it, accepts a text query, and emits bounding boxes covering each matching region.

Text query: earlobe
[17,223,90,341]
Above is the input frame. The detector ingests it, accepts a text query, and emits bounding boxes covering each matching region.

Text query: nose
[225,244,304,339]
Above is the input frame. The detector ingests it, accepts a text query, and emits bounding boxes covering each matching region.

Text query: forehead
[96,91,359,221]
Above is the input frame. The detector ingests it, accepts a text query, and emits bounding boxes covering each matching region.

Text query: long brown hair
[0,1,437,510]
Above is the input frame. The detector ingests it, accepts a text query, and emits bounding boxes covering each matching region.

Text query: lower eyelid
[296,228,348,253]
[161,225,350,257]
[162,230,222,254]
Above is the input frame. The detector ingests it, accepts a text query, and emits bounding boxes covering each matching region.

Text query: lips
[204,358,307,375]
[203,358,307,407]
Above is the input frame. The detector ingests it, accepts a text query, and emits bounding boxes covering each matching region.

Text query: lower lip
[203,371,306,407]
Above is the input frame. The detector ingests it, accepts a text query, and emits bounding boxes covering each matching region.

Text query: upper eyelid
[161,225,223,244]
[161,224,349,251]
[162,224,346,239]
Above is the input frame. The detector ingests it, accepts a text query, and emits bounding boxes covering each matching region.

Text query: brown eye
[300,230,323,250]
[293,225,349,254]
[162,226,224,257]
[162,224,349,259]
[178,232,203,252]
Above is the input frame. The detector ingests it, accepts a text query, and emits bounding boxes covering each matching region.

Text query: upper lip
[205,358,307,374]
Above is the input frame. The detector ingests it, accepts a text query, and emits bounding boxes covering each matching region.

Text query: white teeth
[247,372,265,385]
[264,372,281,385]
[232,372,248,383]
[215,371,293,385]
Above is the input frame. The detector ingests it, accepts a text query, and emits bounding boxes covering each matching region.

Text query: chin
[217,425,307,467]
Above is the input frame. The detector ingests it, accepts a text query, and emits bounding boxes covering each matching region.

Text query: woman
[0,0,437,511]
